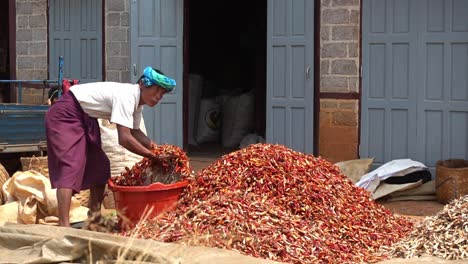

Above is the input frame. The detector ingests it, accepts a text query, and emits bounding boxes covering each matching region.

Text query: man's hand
[156,154,172,162]
[150,153,175,164]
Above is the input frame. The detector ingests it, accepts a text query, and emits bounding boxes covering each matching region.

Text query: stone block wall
[319,99,359,163]
[105,0,130,83]
[16,0,48,104]
[318,0,360,162]
[12,0,362,163]
[14,0,132,104]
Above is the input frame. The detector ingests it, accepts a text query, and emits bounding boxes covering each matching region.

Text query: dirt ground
[378,200,444,221]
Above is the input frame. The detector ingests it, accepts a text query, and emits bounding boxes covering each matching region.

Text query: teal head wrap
[141,66,176,92]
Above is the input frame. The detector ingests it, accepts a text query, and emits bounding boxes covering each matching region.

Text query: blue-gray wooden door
[266,0,315,153]
[130,0,183,147]
[49,0,102,82]
[361,0,468,169]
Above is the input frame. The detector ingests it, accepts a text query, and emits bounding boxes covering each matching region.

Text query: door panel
[131,0,183,147]
[49,0,102,82]
[362,0,468,170]
[266,0,314,153]
[362,0,418,167]
[417,0,468,167]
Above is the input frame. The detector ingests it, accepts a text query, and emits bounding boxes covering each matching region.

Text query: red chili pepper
[118,143,414,264]
[111,144,192,186]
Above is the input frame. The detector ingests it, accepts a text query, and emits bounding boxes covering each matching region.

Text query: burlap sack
[335,158,374,184]
[0,170,88,225]
[18,157,91,207]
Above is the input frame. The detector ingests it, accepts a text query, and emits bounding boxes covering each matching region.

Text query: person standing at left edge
[45,67,176,227]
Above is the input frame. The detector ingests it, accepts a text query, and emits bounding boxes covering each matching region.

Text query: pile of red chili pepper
[122,143,414,263]
[111,144,192,186]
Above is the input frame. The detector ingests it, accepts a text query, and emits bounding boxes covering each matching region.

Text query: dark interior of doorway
[0,0,25,176]
[186,0,267,158]
[0,0,10,103]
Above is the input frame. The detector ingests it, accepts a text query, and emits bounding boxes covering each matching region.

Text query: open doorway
[186,0,267,158]
[0,0,10,103]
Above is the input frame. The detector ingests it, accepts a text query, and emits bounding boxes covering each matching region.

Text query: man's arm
[117,125,155,159]
[130,128,153,149]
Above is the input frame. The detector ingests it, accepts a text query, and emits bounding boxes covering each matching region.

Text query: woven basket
[435,159,468,204]
[0,163,9,205]
[20,156,49,177]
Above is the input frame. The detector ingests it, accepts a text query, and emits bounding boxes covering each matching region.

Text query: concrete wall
[318,0,360,162]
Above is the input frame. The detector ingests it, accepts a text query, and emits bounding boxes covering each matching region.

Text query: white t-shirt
[70,82,142,129]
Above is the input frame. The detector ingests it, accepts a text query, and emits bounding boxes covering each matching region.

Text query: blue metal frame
[0,56,65,153]
[0,79,59,104]
[57,56,64,98]
[0,56,64,103]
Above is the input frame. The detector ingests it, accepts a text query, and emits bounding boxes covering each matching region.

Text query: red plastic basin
[107,179,188,225]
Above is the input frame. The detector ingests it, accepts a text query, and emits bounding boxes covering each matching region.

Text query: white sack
[355,159,428,193]
[99,118,147,178]
[239,133,265,149]
[188,74,203,146]
[222,91,255,148]
[195,98,222,143]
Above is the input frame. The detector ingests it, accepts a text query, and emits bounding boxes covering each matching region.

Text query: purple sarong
[45,91,110,193]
